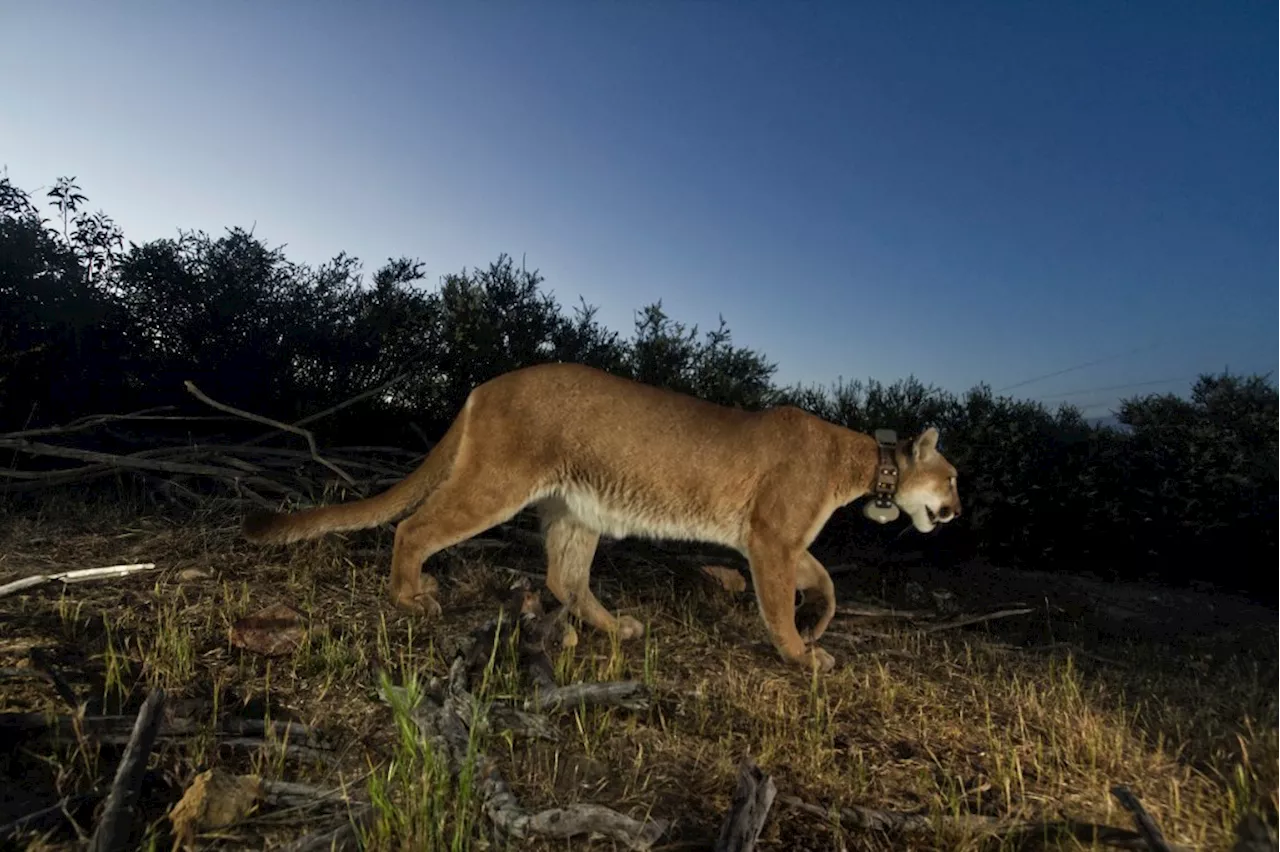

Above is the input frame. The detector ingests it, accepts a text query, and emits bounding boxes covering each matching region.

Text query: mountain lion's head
[893,427,962,533]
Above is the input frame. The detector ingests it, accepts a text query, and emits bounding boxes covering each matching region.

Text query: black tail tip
[242,510,282,542]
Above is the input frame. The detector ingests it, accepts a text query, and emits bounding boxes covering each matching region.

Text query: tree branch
[183,380,360,490]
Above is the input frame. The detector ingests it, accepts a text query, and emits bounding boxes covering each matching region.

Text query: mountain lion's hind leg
[541,508,644,641]
[796,551,836,643]
[389,476,533,617]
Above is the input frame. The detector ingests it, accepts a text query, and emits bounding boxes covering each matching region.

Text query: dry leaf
[229,602,305,656]
[169,768,261,849]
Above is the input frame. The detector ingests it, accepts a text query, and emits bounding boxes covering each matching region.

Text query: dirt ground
[1,499,1276,851]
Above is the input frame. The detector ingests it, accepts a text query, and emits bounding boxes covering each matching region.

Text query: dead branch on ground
[0,793,104,844]
[773,788,1192,849]
[28,647,82,710]
[835,603,932,619]
[4,407,236,441]
[778,793,1193,851]
[88,687,166,852]
[1111,785,1176,852]
[368,587,665,850]
[0,380,423,504]
[714,757,776,852]
[830,601,1035,637]
[281,809,372,852]
[0,710,332,763]
[0,563,157,599]
[380,656,666,850]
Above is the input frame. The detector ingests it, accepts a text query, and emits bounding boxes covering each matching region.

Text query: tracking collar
[862,429,901,524]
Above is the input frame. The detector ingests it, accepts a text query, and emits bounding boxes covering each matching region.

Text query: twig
[0,445,301,496]
[778,793,1189,851]
[835,604,931,619]
[714,757,776,852]
[183,380,360,490]
[30,647,81,710]
[88,687,166,852]
[0,711,332,762]
[984,640,1126,667]
[242,371,414,447]
[920,607,1033,633]
[1111,786,1175,852]
[0,563,157,598]
[217,737,333,764]
[2,407,189,440]
[525,681,651,715]
[777,793,937,834]
[481,762,667,850]
[824,563,861,578]
[407,421,433,449]
[0,793,103,843]
[1,437,251,477]
[259,777,367,810]
[219,717,323,745]
[280,806,372,852]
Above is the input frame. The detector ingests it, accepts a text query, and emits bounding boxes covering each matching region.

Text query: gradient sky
[3,1,1275,418]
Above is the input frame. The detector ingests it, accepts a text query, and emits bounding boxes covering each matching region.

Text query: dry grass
[0,497,1275,851]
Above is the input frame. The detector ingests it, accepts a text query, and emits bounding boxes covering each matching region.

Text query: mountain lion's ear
[912,427,939,461]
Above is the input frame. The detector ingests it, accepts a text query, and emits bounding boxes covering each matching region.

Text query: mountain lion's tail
[242,417,464,545]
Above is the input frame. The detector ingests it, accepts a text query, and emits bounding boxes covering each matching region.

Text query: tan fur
[242,362,962,673]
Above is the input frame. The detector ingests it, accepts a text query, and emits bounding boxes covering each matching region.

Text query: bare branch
[1111,785,1175,852]
[241,370,414,447]
[184,380,360,490]
[524,681,651,715]
[88,688,166,852]
[778,793,1192,851]
[714,757,776,852]
[0,563,157,599]
[920,607,1034,633]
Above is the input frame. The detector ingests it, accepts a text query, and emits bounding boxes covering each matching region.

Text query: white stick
[0,575,48,597]
[56,563,157,583]
[0,563,157,598]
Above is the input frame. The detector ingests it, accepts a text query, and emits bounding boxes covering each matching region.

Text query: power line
[1060,368,1275,414]
[993,342,1166,394]
[1033,376,1194,401]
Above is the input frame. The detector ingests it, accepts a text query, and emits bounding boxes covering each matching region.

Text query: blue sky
[3,1,1275,418]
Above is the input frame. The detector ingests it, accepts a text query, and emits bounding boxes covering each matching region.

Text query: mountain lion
[243,363,961,672]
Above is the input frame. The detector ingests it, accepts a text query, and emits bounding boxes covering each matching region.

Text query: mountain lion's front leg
[746,535,835,673]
